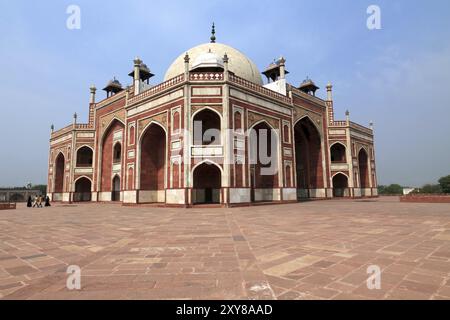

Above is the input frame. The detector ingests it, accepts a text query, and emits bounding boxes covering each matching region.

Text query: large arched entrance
[358,148,370,191]
[249,121,279,202]
[112,175,121,201]
[139,123,166,203]
[294,117,323,198]
[192,162,222,204]
[100,119,125,195]
[74,177,92,202]
[193,109,221,145]
[332,173,349,198]
[54,153,65,193]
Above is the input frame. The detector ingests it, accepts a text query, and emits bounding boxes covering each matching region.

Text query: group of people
[27,195,51,208]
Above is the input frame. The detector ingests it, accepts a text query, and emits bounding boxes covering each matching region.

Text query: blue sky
[0,0,449,187]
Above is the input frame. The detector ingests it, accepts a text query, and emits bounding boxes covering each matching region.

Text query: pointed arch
[74,175,93,183]
[74,176,92,202]
[101,117,126,143]
[138,121,167,191]
[138,119,168,142]
[192,160,222,204]
[99,119,125,192]
[75,145,94,153]
[192,108,222,145]
[358,148,370,188]
[248,120,279,199]
[357,145,370,156]
[111,174,121,201]
[54,152,65,193]
[76,145,94,167]
[330,142,347,163]
[127,166,134,190]
[332,172,349,198]
[112,141,122,163]
[294,116,323,192]
[191,106,223,120]
[191,159,224,175]
[249,119,277,131]
[332,171,349,180]
[294,115,322,137]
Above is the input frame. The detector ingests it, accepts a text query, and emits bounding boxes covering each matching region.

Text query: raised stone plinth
[0,203,16,210]
[400,194,450,203]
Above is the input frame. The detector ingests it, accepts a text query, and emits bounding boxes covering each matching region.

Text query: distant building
[47,26,378,206]
[403,188,416,195]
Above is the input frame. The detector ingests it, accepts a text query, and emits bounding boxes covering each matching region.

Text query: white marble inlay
[74,168,93,174]
[191,146,223,157]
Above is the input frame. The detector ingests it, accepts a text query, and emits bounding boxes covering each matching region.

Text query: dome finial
[210,22,216,43]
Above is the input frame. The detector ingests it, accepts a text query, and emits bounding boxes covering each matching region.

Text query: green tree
[385,184,403,195]
[420,184,442,194]
[438,175,450,193]
[377,185,387,194]
[378,184,403,195]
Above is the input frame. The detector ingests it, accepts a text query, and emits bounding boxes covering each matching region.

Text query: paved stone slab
[1,197,450,300]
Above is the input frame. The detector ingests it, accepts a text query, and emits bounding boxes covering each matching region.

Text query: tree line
[378,174,450,195]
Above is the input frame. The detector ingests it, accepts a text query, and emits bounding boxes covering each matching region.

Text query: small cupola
[128,62,154,84]
[191,48,224,72]
[103,77,123,98]
[298,77,319,96]
[262,57,289,83]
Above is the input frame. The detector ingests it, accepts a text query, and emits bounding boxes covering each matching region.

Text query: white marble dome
[164,42,263,85]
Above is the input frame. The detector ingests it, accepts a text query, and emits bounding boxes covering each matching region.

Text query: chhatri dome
[164,24,263,85]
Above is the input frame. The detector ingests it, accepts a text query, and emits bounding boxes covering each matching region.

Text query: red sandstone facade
[47,40,378,207]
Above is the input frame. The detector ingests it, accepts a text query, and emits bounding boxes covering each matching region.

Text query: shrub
[438,175,450,193]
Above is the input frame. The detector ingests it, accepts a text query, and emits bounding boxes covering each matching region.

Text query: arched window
[193,109,221,145]
[76,146,93,167]
[330,143,346,163]
[113,143,122,163]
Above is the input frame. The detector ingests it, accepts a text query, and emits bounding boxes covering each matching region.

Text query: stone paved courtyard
[1,197,450,300]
